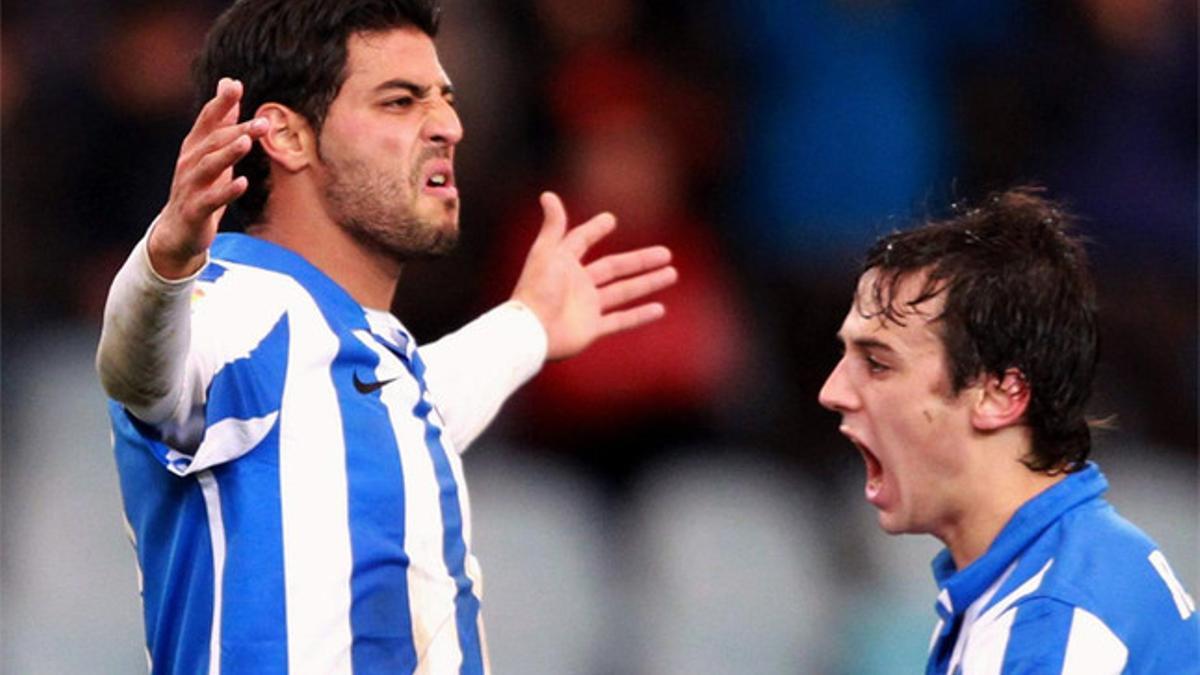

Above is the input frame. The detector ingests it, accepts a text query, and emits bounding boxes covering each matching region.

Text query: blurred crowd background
[2,0,1196,672]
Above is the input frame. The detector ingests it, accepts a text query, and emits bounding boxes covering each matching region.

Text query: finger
[597,302,667,337]
[193,117,270,157]
[186,175,249,223]
[536,191,567,245]
[191,133,255,184]
[205,175,250,210]
[587,246,672,286]
[564,211,617,259]
[184,78,243,148]
[598,266,677,310]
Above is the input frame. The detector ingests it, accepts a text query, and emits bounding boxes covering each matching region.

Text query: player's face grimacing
[819,269,980,542]
[316,26,463,261]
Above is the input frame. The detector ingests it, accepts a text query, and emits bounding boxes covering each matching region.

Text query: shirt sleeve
[96,226,210,449]
[419,300,547,453]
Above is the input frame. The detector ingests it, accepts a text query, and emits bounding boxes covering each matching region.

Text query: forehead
[840,268,947,353]
[341,27,449,87]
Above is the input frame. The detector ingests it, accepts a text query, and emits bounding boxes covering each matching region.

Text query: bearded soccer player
[819,188,1198,673]
[95,1,677,672]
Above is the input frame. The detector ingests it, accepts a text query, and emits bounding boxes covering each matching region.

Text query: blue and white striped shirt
[926,463,1199,674]
[105,233,545,674]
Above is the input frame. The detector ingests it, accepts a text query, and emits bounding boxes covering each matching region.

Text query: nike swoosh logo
[353,372,398,394]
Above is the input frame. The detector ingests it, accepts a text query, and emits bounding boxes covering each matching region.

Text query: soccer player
[95,1,676,672]
[819,187,1198,673]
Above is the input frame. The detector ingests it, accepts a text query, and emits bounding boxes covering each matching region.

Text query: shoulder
[1036,499,1178,610]
[189,248,335,371]
[994,500,1199,672]
[964,597,1127,674]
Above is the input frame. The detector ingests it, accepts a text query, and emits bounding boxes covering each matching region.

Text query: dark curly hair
[861,186,1100,473]
[193,0,441,226]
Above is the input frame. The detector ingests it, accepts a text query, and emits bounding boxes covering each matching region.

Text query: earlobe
[255,103,314,173]
[972,368,1030,431]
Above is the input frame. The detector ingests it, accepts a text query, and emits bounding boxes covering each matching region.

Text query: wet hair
[194,0,441,225]
[862,186,1099,473]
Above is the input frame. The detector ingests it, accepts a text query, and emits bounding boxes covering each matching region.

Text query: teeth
[429,174,447,186]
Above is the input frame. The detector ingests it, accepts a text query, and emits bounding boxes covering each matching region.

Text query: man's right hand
[148,77,270,279]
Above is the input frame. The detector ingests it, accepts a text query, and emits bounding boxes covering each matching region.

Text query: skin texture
[313,30,463,262]
[148,27,676,359]
[819,269,1061,569]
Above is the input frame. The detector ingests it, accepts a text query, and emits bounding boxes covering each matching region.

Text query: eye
[384,97,415,109]
[865,354,890,374]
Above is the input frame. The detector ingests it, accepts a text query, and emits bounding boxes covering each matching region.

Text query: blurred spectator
[2,2,216,326]
[490,49,757,487]
[71,2,213,317]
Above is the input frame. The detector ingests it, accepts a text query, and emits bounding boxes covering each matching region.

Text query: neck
[939,434,1066,570]
[249,186,402,311]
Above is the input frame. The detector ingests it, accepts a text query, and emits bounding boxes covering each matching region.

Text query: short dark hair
[194,0,441,225]
[861,187,1099,473]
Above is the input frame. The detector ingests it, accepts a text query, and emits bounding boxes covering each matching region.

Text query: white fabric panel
[279,285,354,675]
[420,301,546,453]
[959,608,1016,675]
[1060,608,1127,675]
[178,413,279,476]
[948,562,1017,674]
[1148,550,1197,620]
[197,472,226,675]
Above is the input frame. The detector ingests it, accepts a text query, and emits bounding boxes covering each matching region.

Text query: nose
[818,357,858,413]
[424,98,463,146]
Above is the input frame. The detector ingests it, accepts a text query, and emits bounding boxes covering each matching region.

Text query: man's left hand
[511,192,677,360]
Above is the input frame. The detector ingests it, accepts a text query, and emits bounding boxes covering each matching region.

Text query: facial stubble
[320,145,459,263]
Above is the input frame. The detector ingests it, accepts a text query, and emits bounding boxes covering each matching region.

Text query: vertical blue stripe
[211,423,287,673]
[335,336,419,674]
[408,350,484,675]
[111,401,216,675]
[1000,599,1073,673]
[202,313,291,673]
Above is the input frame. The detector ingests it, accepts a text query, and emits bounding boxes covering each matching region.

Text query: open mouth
[845,433,884,503]
[421,160,457,198]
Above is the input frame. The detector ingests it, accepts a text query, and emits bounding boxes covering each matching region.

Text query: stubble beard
[320,147,459,263]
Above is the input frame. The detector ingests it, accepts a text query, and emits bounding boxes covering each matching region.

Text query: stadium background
[2,0,1195,672]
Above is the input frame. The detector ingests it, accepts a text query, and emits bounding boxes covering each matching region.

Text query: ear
[971,368,1030,431]
[255,103,316,173]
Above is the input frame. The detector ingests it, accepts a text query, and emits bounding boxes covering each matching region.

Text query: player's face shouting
[315,27,463,262]
[819,269,980,542]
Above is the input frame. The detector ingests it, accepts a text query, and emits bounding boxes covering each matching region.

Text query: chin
[876,512,912,535]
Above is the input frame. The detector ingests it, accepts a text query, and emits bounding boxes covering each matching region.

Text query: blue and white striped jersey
[106,233,544,674]
[926,463,1199,674]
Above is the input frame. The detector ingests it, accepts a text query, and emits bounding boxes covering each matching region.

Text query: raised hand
[148,77,269,279]
[511,192,678,360]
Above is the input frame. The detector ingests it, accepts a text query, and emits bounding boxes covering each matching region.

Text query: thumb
[537,191,567,245]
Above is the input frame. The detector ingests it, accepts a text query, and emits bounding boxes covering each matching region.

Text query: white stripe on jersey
[950,559,1053,674]
[1149,550,1197,620]
[281,285,354,675]
[197,472,226,675]
[1061,608,1127,675]
[355,332,465,669]
[947,562,1018,674]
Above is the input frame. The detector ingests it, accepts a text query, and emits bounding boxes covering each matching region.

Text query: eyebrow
[836,333,897,354]
[373,79,455,98]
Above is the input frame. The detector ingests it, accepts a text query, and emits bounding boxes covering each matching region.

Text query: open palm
[511,192,677,360]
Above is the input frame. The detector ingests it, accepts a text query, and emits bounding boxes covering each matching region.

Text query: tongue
[865,476,882,500]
